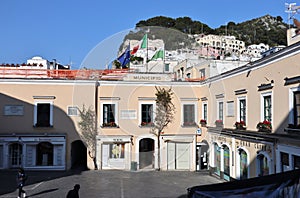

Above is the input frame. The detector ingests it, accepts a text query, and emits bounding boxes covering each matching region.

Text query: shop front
[0,134,66,170]
[162,135,195,171]
[96,135,132,170]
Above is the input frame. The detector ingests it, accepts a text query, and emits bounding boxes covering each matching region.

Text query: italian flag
[150,49,164,61]
[131,34,147,55]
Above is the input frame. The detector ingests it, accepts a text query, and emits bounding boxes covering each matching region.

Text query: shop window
[239,149,248,180]
[183,104,196,126]
[9,143,22,167]
[214,143,221,176]
[36,142,53,166]
[141,104,153,127]
[293,155,300,170]
[257,154,269,176]
[281,152,289,172]
[109,144,125,159]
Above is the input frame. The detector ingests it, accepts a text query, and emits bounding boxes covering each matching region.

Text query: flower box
[140,122,154,127]
[215,120,223,127]
[235,121,246,130]
[256,120,272,132]
[102,122,118,128]
[200,119,207,127]
[183,122,197,127]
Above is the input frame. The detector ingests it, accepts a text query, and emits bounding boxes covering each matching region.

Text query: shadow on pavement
[27,188,58,197]
[0,168,85,195]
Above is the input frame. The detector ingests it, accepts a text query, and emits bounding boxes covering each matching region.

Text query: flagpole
[128,41,130,70]
[146,34,148,73]
[163,42,165,73]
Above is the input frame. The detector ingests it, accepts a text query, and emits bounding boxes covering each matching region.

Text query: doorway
[71,140,87,170]
[9,143,22,168]
[139,138,154,169]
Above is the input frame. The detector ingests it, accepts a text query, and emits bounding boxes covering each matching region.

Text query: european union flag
[117,45,130,68]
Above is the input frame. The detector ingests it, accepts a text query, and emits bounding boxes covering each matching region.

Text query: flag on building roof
[117,45,130,68]
[150,49,164,61]
[131,45,139,55]
[140,34,147,49]
[131,34,148,55]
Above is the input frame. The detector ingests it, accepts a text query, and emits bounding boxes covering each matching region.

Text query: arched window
[257,154,269,176]
[239,149,248,180]
[223,145,230,181]
[36,142,53,166]
[214,143,221,176]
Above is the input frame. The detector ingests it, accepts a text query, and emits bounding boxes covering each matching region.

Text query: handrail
[0,68,132,80]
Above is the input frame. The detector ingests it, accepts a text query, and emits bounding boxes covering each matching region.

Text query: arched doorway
[196,140,209,171]
[239,149,248,180]
[36,142,53,166]
[257,154,269,176]
[214,143,221,176]
[71,140,87,170]
[223,145,230,181]
[9,143,22,168]
[139,138,154,169]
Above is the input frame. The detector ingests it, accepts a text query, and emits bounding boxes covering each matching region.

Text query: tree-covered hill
[135,15,289,47]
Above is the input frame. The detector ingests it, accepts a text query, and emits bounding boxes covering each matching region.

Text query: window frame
[260,92,272,122]
[202,102,208,122]
[237,96,247,123]
[217,100,224,122]
[181,102,197,126]
[139,102,155,127]
[289,87,300,126]
[34,100,53,127]
[100,102,118,127]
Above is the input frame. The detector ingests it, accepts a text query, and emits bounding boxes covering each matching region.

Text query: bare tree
[151,86,176,170]
[78,105,98,170]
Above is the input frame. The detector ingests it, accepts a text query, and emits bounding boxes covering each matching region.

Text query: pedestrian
[66,184,80,198]
[16,167,27,198]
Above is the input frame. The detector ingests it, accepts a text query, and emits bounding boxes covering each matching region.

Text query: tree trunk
[157,133,161,171]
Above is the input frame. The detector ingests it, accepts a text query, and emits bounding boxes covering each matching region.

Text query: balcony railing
[0,67,132,80]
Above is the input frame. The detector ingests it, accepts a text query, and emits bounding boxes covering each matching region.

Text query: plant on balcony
[102,122,117,127]
[200,119,207,127]
[140,121,154,127]
[235,121,246,130]
[215,120,223,127]
[256,120,272,132]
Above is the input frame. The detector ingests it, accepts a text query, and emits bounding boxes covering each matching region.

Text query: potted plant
[256,120,272,132]
[235,121,246,130]
[102,122,117,128]
[200,119,207,127]
[140,121,154,127]
[215,120,223,127]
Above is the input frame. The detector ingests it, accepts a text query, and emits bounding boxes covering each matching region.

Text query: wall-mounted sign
[4,105,24,116]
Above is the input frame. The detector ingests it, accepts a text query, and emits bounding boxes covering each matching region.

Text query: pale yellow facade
[0,35,299,184]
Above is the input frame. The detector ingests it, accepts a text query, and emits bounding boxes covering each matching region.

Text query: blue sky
[0,0,295,69]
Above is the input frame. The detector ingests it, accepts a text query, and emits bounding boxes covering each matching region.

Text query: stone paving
[0,169,222,198]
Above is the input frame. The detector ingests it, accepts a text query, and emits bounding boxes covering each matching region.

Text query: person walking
[16,168,27,198]
[66,184,80,198]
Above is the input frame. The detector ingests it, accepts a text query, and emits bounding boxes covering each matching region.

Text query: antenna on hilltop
[285,2,300,27]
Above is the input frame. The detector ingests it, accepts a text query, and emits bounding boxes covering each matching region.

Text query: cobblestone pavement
[0,169,222,198]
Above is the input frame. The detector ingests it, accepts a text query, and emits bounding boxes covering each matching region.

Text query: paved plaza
[0,169,221,198]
